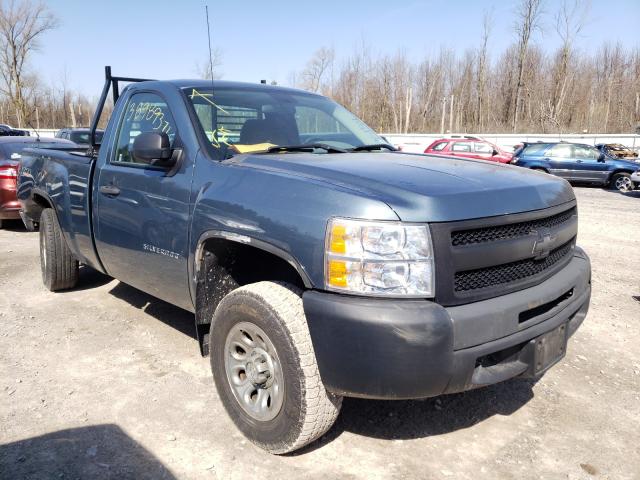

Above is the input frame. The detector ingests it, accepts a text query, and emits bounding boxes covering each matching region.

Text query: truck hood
[234,152,575,222]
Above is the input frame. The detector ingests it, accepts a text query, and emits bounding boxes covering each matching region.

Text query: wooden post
[35,107,40,130]
[440,96,447,134]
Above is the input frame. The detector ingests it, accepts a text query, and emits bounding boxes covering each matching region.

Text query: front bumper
[304,248,591,399]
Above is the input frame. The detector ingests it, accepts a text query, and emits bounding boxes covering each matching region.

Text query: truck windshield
[184,86,385,156]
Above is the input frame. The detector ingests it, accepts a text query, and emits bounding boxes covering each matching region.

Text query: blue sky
[35,0,639,97]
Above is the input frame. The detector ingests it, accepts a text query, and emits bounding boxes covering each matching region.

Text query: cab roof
[129,79,321,97]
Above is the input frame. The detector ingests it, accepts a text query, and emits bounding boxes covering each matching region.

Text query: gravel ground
[1,186,639,480]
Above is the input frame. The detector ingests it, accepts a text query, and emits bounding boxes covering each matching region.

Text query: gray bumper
[304,248,591,399]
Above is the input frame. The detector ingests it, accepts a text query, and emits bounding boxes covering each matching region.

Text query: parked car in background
[0,124,30,137]
[512,142,640,192]
[55,127,104,146]
[595,143,638,160]
[424,136,513,163]
[0,137,74,228]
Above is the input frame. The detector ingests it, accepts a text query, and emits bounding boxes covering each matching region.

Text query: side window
[474,142,493,154]
[573,145,599,160]
[432,142,447,151]
[547,144,572,158]
[451,142,471,152]
[113,92,176,165]
[522,143,550,156]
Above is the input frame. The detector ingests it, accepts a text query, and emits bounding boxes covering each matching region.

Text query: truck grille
[454,239,574,292]
[451,207,576,246]
[430,203,578,306]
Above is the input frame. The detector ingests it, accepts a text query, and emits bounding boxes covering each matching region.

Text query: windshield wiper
[350,143,397,152]
[265,143,348,154]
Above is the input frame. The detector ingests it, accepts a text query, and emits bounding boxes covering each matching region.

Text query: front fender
[187,155,399,306]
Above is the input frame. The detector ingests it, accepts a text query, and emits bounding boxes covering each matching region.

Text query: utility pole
[440,96,447,134]
[35,107,40,130]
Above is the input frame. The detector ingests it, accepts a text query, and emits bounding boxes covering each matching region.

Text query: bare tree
[301,47,335,93]
[511,0,544,132]
[476,9,493,131]
[0,0,58,127]
[196,47,224,80]
[548,0,590,131]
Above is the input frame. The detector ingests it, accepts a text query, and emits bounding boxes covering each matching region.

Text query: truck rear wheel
[39,208,79,291]
[209,281,342,454]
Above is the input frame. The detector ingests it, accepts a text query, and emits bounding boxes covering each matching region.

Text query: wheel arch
[28,188,56,222]
[607,169,635,183]
[191,230,313,355]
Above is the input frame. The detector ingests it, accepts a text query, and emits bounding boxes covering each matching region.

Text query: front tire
[210,281,342,454]
[39,208,79,291]
[610,172,633,193]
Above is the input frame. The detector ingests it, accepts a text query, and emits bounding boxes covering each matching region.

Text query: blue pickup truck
[17,68,591,454]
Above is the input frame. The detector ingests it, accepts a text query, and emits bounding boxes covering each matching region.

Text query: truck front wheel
[209,281,342,454]
[39,208,79,291]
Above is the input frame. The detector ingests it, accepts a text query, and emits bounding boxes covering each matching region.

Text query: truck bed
[18,146,104,272]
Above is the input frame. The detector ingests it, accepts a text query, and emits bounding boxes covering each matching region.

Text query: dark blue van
[513,142,639,192]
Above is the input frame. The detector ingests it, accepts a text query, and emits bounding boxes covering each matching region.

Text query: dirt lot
[1,186,639,480]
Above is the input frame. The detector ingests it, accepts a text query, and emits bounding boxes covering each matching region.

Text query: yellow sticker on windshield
[233,143,276,153]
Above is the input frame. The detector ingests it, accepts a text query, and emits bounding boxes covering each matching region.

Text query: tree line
[292,0,639,134]
[0,0,638,134]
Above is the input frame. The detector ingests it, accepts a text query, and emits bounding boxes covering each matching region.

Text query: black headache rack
[89,66,154,151]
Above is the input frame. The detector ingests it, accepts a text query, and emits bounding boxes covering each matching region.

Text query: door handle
[575,160,583,163]
[99,185,121,196]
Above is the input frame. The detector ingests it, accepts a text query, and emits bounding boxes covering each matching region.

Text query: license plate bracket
[533,323,568,375]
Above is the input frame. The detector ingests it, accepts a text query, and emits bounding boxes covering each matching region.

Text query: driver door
[94,91,194,310]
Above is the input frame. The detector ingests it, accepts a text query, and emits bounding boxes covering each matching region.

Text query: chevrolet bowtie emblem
[532,228,556,260]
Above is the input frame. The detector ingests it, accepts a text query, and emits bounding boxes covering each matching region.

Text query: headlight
[324,218,435,297]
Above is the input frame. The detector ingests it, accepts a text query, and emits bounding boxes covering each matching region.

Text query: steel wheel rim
[615,176,632,192]
[224,321,285,421]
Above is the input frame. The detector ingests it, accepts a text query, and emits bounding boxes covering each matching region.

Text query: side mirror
[598,152,606,162]
[492,149,499,156]
[132,132,174,167]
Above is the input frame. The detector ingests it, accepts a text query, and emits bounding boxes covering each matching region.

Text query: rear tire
[610,172,633,193]
[209,281,342,454]
[39,208,79,291]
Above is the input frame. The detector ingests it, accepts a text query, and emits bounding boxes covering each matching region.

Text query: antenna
[25,105,40,141]
[205,5,215,90]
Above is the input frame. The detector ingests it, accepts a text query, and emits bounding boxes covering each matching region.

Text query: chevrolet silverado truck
[17,67,591,454]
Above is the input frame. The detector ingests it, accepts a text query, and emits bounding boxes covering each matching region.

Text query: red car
[0,137,73,228]
[424,137,513,163]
